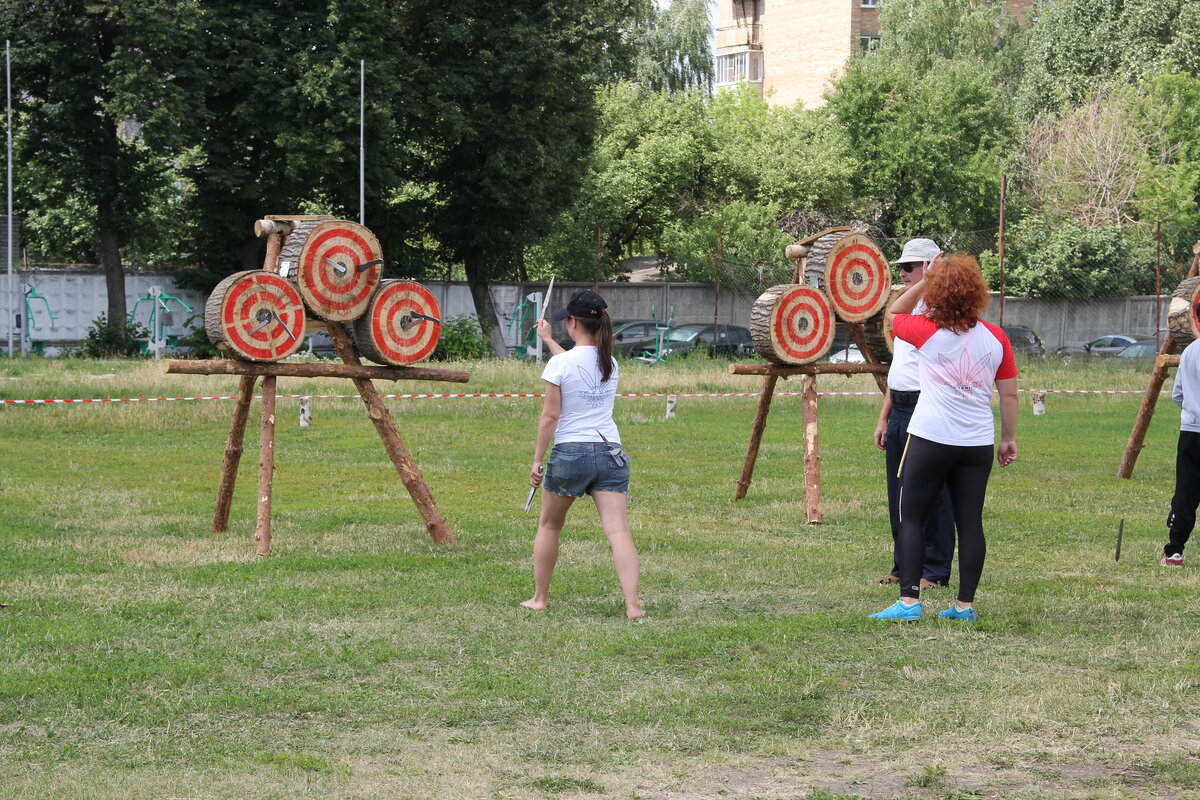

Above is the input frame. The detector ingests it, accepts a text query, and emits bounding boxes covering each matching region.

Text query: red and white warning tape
[0,388,1161,405]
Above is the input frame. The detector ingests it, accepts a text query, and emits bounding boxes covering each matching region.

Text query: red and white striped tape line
[0,388,1161,405]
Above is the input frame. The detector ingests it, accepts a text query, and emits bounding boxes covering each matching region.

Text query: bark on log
[262,232,283,273]
[212,375,257,532]
[729,362,889,377]
[848,323,889,393]
[1167,276,1200,346]
[326,322,456,544]
[735,374,779,500]
[750,284,835,364]
[255,375,277,555]
[801,374,823,524]
[164,359,469,384]
[1118,333,1177,479]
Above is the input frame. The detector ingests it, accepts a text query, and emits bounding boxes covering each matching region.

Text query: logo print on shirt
[933,350,992,399]
[576,366,612,408]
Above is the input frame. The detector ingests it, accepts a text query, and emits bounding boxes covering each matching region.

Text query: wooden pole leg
[213,375,257,532]
[326,323,456,544]
[735,373,779,500]
[255,375,277,555]
[1118,335,1176,478]
[801,374,822,523]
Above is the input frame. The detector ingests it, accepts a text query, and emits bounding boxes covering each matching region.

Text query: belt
[891,390,921,405]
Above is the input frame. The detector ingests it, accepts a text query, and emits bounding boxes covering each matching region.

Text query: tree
[398,0,638,356]
[627,0,713,94]
[3,0,202,332]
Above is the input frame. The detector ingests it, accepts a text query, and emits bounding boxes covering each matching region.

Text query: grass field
[1,355,1198,800]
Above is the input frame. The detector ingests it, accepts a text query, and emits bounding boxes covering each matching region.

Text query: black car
[658,323,754,359]
[1002,325,1045,358]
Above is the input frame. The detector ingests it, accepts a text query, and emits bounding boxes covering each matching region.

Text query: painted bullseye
[209,270,306,362]
[770,285,834,363]
[353,280,442,365]
[827,236,889,322]
[294,221,383,321]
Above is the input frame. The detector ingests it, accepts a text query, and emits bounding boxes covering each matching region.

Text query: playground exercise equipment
[130,286,194,359]
[634,304,674,364]
[1119,241,1200,478]
[507,278,555,361]
[169,214,464,553]
[21,283,57,354]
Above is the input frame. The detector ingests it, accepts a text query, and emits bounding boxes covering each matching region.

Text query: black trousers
[897,435,993,603]
[886,401,955,583]
[1166,430,1200,556]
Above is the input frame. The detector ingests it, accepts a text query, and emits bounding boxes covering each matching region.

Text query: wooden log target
[205,270,307,362]
[804,231,890,322]
[861,285,906,363]
[280,219,383,322]
[751,284,835,365]
[1167,276,1200,346]
[352,280,442,366]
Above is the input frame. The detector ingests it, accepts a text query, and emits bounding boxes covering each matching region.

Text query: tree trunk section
[98,220,126,329]
[465,253,509,358]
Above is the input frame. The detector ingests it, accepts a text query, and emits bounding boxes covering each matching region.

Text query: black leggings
[898,435,993,603]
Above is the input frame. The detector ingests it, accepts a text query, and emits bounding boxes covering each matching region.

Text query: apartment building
[714,0,1043,109]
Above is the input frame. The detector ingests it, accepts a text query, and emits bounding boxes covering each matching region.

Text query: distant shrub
[78,315,148,358]
[433,314,492,361]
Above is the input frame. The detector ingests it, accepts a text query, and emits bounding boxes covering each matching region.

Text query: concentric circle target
[285,220,383,322]
[1168,276,1200,346]
[750,284,835,365]
[863,285,905,363]
[352,280,442,365]
[824,233,890,322]
[204,270,306,362]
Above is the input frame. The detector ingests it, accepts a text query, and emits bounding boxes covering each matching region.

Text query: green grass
[0,356,1197,799]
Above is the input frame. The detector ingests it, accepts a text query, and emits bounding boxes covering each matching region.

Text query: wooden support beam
[212,375,257,532]
[326,323,456,544]
[164,359,469,384]
[848,322,889,393]
[801,374,822,523]
[1118,333,1177,478]
[735,374,779,500]
[729,362,889,377]
[255,375,277,555]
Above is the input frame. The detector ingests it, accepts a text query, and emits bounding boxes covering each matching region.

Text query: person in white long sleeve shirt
[1161,332,1200,566]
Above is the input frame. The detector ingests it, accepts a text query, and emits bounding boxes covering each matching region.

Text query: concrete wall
[3,269,1174,355]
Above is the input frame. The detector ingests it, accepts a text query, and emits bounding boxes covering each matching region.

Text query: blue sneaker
[868,600,923,621]
[938,605,978,621]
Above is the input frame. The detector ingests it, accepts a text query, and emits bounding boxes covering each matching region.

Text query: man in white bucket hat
[872,238,956,589]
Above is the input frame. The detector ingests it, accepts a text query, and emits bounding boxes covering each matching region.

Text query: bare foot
[874,575,899,585]
[626,607,646,620]
[519,598,547,611]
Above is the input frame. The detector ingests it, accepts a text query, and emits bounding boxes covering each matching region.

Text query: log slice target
[862,284,906,363]
[805,231,889,322]
[280,219,383,322]
[1168,275,1200,346]
[205,270,307,362]
[352,280,442,365]
[750,284,835,364]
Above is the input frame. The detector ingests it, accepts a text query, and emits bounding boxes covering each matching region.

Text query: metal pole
[997,173,1006,326]
[7,40,14,358]
[593,227,600,292]
[359,59,365,226]
[1155,221,1162,348]
[713,221,722,349]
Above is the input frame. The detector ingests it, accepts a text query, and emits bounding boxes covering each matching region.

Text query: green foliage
[175,315,221,360]
[1003,215,1148,299]
[432,315,492,361]
[78,315,149,359]
[627,0,713,94]
[659,200,792,285]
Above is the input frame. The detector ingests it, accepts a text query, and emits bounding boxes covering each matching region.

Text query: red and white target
[750,284,835,365]
[824,233,890,322]
[352,280,442,366]
[291,220,384,322]
[204,270,306,362]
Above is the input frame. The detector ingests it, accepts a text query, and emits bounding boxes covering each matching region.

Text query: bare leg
[521,491,575,611]
[592,491,644,619]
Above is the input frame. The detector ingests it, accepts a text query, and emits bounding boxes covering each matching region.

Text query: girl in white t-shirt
[869,254,1019,622]
[521,290,644,619]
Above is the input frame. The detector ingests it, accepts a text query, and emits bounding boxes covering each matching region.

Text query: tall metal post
[713,220,722,347]
[359,59,365,226]
[6,41,14,358]
[1155,221,1162,349]
[997,174,1006,326]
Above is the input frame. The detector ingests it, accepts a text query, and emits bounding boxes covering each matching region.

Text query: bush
[432,314,492,361]
[175,314,222,359]
[1003,215,1147,299]
[78,315,148,358]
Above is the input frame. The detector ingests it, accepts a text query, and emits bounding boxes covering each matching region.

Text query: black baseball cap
[551,289,607,321]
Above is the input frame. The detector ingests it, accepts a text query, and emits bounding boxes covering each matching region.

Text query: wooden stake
[735,374,778,500]
[212,375,257,532]
[326,322,456,544]
[848,322,889,393]
[1118,333,1177,478]
[255,375,277,555]
[801,374,822,523]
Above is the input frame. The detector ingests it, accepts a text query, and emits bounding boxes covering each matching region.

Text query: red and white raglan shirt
[891,315,1019,446]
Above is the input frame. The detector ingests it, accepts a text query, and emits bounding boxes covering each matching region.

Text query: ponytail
[575,313,615,383]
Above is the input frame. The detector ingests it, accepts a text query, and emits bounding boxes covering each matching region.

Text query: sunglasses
[898,263,920,273]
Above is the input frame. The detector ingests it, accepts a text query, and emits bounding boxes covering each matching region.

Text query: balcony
[715,23,762,51]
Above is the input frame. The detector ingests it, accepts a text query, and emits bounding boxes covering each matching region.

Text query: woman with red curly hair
[869,253,1019,622]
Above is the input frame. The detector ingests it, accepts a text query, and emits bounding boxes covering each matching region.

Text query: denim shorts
[543,442,631,497]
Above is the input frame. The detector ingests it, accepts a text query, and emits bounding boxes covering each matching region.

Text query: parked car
[1002,325,1045,358]
[556,318,660,355]
[1116,340,1160,359]
[1056,334,1152,358]
[826,343,866,363]
[655,323,754,359]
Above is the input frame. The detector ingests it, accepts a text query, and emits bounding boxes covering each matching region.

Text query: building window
[715,51,764,85]
[859,35,882,51]
[861,0,879,7]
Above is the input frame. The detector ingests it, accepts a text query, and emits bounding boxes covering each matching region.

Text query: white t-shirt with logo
[892,315,1018,446]
[541,345,621,445]
[887,300,927,392]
